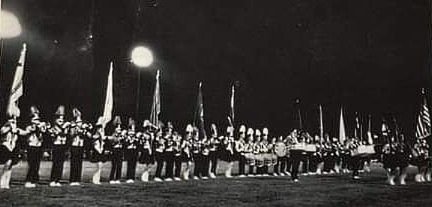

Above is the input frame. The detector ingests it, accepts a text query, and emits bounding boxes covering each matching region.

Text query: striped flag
[150,70,161,126]
[415,88,431,139]
[228,84,235,126]
[98,61,113,127]
[7,43,27,118]
[339,107,346,144]
[194,82,206,138]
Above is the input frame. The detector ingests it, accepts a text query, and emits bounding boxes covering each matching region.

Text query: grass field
[1,161,432,206]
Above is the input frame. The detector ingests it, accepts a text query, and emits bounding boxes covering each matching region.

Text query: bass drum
[275,143,287,157]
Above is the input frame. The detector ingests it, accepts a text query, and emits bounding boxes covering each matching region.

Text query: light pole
[131,46,154,119]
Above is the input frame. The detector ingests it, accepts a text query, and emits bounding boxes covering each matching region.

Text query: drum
[275,143,287,157]
[291,143,307,151]
[305,144,317,153]
[352,145,375,157]
[255,154,264,167]
[263,153,272,166]
[245,153,255,166]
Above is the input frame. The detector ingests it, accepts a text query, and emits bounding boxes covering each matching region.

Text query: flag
[296,99,303,130]
[6,43,26,117]
[150,70,161,126]
[339,107,346,144]
[194,82,206,138]
[99,61,113,127]
[415,88,431,139]
[367,114,373,144]
[319,105,324,140]
[381,118,389,137]
[228,84,235,126]
[354,112,360,139]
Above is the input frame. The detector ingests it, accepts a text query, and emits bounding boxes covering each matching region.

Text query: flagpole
[296,99,302,130]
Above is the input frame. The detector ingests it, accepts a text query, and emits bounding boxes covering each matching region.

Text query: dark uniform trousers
[70,146,84,182]
[174,154,182,178]
[201,154,210,177]
[110,148,123,181]
[351,156,362,177]
[124,149,138,180]
[155,151,165,178]
[238,155,246,175]
[26,146,43,183]
[290,150,303,180]
[274,156,286,174]
[209,150,218,175]
[165,151,175,178]
[51,145,66,182]
[193,153,202,177]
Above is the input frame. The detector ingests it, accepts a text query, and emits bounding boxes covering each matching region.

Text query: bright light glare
[131,46,154,67]
[0,10,22,39]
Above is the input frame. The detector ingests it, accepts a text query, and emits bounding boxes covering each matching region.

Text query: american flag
[415,88,431,139]
[7,43,27,118]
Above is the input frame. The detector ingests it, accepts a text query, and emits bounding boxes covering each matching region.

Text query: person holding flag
[412,88,431,182]
[90,61,114,185]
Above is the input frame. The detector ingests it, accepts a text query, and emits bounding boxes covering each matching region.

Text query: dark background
[1,0,431,138]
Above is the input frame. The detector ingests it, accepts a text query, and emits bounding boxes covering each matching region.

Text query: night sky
[1,0,431,138]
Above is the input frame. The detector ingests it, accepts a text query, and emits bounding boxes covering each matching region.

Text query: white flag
[99,61,113,127]
[7,43,27,117]
[339,107,346,144]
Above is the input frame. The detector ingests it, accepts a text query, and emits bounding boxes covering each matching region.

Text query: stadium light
[0,10,22,39]
[131,46,154,68]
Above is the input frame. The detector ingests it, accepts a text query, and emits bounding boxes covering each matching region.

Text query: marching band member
[396,134,410,185]
[109,116,124,184]
[235,125,246,177]
[192,126,203,180]
[411,138,430,182]
[382,135,403,185]
[261,128,270,176]
[164,122,175,181]
[179,124,194,180]
[124,118,139,183]
[244,128,255,177]
[322,134,334,174]
[69,108,90,186]
[267,136,278,176]
[139,120,156,182]
[288,130,301,182]
[0,117,26,189]
[274,136,287,176]
[172,131,183,181]
[209,124,220,178]
[49,106,70,187]
[347,137,362,180]
[154,127,166,182]
[24,106,46,188]
[220,126,235,178]
[308,135,321,175]
[90,119,108,185]
[253,129,263,176]
[200,129,211,180]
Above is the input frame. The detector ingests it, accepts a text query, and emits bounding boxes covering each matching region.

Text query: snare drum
[255,154,264,167]
[245,153,255,166]
[263,153,272,166]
